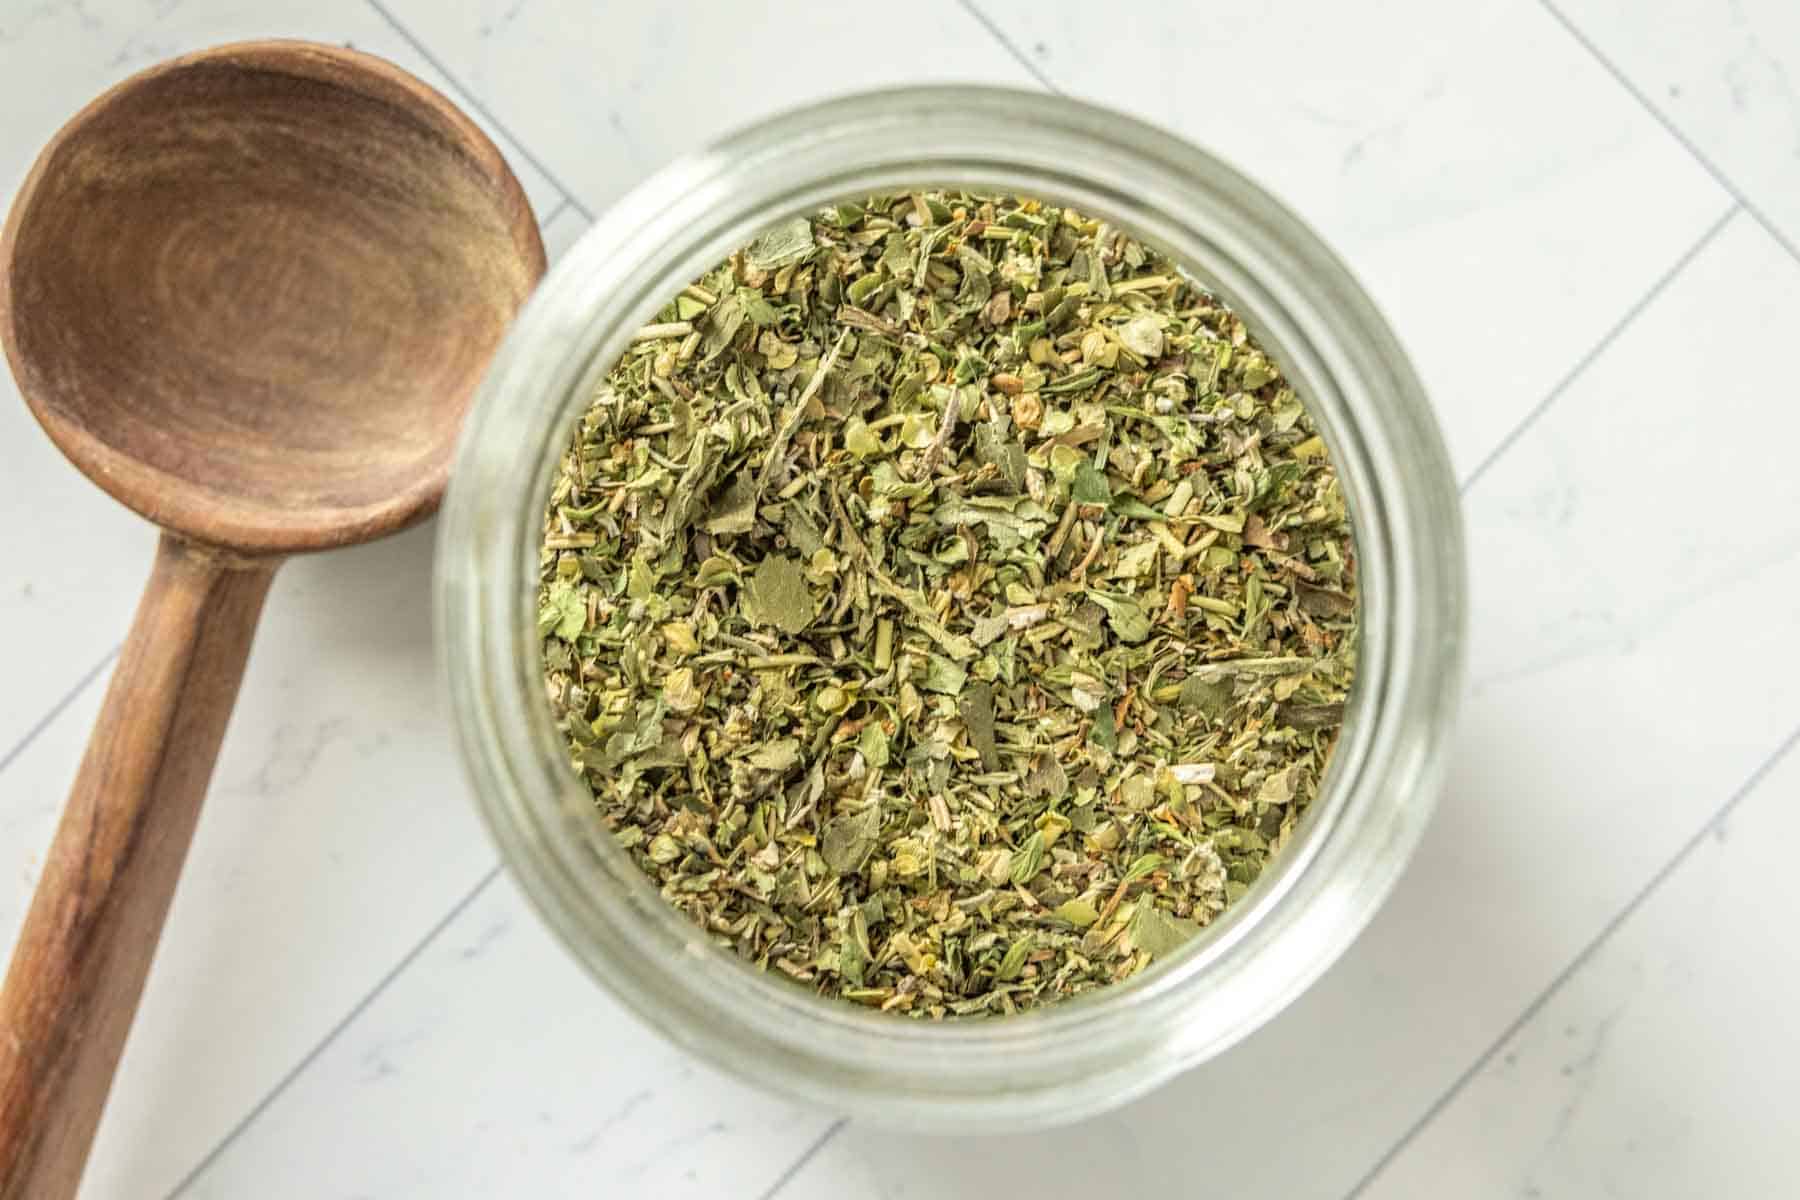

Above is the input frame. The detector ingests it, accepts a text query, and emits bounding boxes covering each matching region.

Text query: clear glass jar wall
[437,87,1465,1131]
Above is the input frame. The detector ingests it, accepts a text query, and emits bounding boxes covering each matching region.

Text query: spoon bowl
[0,42,545,1199]
[2,40,544,552]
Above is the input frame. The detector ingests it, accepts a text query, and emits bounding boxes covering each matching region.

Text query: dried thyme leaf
[743,555,815,634]
[746,216,816,271]
[745,737,800,772]
[704,473,758,535]
[1089,592,1152,644]
[1010,830,1047,883]
[1053,898,1101,928]
[822,803,881,874]
[1024,753,1069,801]
[996,934,1035,982]
[959,681,1000,771]
[539,580,587,641]
[1128,902,1199,958]
[923,654,968,696]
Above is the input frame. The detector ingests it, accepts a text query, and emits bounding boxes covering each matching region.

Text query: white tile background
[1,1,1795,1197]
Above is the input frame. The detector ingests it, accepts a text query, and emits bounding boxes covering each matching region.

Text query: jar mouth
[438,86,1465,1129]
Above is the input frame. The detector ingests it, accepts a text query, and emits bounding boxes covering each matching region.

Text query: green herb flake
[537,190,1358,1021]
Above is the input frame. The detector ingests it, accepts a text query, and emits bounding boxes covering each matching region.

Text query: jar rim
[437,85,1465,1130]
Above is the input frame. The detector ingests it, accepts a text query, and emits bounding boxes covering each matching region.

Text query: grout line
[1538,0,1800,267]
[0,643,121,777]
[1457,202,1738,495]
[754,1118,848,1200]
[956,0,1060,93]
[362,0,595,223]
[539,194,574,227]
[1343,718,1800,1199]
[163,863,504,1199]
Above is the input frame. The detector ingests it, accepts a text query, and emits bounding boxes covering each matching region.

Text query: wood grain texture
[0,39,547,1198]
[0,536,274,1200]
[0,39,547,555]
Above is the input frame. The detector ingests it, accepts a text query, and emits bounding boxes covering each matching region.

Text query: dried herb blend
[539,192,1356,1018]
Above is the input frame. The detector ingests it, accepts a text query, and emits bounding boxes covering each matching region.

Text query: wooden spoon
[0,41,545,1197]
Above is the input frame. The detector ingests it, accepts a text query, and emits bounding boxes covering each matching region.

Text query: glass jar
[436,86,1465,1131]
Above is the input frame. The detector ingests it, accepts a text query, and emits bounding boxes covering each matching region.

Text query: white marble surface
[1,2,1794,1197]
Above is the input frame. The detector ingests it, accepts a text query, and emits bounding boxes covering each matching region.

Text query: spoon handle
[0,533,276,1199]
